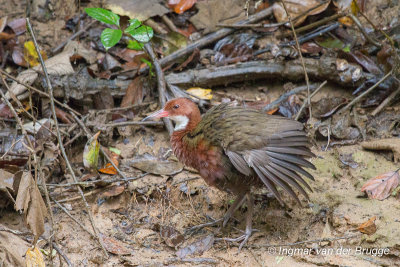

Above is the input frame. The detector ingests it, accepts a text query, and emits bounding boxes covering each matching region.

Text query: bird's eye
[173,104,180,109]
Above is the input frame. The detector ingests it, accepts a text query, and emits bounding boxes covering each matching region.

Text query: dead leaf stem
[281,0,312,120]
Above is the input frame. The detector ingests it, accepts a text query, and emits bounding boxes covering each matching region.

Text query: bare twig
[339,70,393,113]
[52,20,97,54]
[46,173,149,187]
[52,198,95,237]
[0,69,81,116]
[295,80,327,120]
[281,0,312,120]
[52,242,73,267]
[144,43,174,135]
[85,120,163,127]
[263,84,318,112]
[348,13,381,48]
[278,13,344,38]
[25,18,108,257]
[371,81,400,116]
[161,15,179,32]
[95,102,152,113]
[145,18,167,34]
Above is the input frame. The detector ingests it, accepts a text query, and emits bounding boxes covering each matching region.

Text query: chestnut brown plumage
[145,97,315,249]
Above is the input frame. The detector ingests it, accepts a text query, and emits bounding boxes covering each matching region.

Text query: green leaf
[101,28,122,50]
[109,147,121,155]
[141,58,152,67]
[128,18,141,28]
[85,8,120,26]
[141,58,154,77]
[127,40,144,50]
[128,25,154,43]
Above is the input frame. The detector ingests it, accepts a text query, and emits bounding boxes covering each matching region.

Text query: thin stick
[52,198,95,237]
[144,43,174,135]
[278,13,344,38]
[52,242,72,267]
[281,0,312,120]
[85,120,163,127]
[339,70,393,113]
[52,20,97,54]
[0,74,58,138]
[70,112,128,180]
[295,80,327,120]
[95,102,152,113]
[348,13,381,48]
[0,69,81,116]
[25,18,108,257]
[371,82,400,116]
[161,15,179,32]
[263,83,318,112]
[46,173,148,187]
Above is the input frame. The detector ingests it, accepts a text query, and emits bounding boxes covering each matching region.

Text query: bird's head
[143,98,201,131]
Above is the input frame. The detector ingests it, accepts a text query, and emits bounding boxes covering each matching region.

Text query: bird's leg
[222,191,247,227]
[218,193,255,251]
[185,191,247,234]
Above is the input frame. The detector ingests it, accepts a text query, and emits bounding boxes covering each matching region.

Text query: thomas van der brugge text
[266,246,389,257]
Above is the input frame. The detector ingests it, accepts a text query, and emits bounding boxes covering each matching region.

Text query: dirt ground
[2,84,400,266]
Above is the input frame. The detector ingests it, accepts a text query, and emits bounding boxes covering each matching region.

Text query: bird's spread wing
[192,104,315,204]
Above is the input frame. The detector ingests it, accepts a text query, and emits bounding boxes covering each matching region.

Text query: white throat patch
[170,115,189,131]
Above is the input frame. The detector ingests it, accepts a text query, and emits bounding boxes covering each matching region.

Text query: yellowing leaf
[186,87,213,100]
[25,247,45,267]
[83,131,101,171]
[23,41,47,67]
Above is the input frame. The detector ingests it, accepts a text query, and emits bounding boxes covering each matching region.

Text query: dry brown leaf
[7,41,96,99]
[160,225,185,248]
[361,171,400,200]
[190,0,245,33]
[105,0,169,21]
[358,216,377,235]
[176,234,214,258]
[101,233,132,255]
[0,231,30,266]
[101,185,125,197]
[272,0,330,27]
[15,172,48,244]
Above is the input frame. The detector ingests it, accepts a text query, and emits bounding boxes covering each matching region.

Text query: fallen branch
[166,58,371,88]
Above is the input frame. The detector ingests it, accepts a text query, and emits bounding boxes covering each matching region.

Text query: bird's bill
[142,109,169,121]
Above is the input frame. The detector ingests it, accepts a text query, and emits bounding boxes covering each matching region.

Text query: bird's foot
[216,228,258,251]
